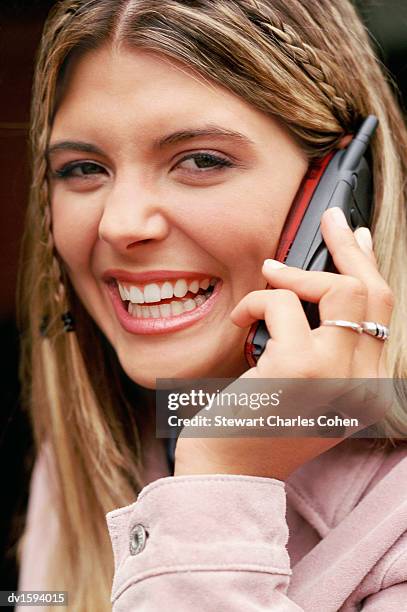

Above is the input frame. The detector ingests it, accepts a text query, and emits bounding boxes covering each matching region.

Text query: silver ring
[360,321,390,341]
[320,320,363,334]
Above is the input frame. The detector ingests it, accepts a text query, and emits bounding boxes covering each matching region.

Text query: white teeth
[149,304,160,318]
[160,281,173,300]
[119,275,218,308]
[188,279,200,294]
[118,284,127,300]
[126,292,212,318]
[130,285,144,304]
[144,283,161,303]
[194,294,206,307]
[182,298,196,312]
[159,303,172,318]
[173,279,188,298]
[170,300,183,315]
[121,284,132,300]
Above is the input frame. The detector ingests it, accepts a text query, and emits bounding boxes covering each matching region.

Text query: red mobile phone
[244,115,378,367]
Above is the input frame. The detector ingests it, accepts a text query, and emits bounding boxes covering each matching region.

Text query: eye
[51,161,108,179]
[50,152,235,182]
[176,152,235,173]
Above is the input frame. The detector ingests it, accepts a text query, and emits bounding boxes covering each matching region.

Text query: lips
[103,269,223,335]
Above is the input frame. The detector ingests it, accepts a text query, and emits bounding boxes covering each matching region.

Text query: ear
[338,134,352,149]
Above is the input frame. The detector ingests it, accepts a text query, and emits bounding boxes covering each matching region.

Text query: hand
[174,207,395,480]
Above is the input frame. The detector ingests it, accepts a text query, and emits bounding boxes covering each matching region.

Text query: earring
[39,311,75,336]
[61,311,75,332]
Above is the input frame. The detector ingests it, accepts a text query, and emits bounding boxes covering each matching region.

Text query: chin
[117,349,243,390]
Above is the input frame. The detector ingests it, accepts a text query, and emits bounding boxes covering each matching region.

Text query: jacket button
[129,524,148,555]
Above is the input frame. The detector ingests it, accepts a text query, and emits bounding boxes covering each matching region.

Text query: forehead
[51,45,275,143]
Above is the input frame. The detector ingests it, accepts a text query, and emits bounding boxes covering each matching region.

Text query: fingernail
[355,227,373,252]
[263,258,286,269]
[329,207,349,229]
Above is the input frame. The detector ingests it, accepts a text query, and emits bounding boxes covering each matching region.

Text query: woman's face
[49,45,308,388]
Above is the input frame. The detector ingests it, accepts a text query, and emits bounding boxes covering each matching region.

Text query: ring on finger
[320,319,363,334]
[360,321,390,341]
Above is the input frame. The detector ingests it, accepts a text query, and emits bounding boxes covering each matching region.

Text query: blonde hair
[17,0,407,609]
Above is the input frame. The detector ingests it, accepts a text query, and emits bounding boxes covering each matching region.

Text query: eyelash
[52,152,235,180]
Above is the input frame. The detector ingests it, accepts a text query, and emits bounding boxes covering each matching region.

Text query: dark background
[1,0,406,594]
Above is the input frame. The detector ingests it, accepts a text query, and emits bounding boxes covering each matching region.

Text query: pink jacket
[18,439,407,611]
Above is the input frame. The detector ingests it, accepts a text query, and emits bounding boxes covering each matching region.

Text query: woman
[16,0,407,610]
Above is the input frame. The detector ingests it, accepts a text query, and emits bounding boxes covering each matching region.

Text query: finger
[354,227,375,261]
[262,222,387,317]
[320,208,380,277]
[264,210,394,365]
[352,226,392,368]
[230,289,311,349]
[261,260,367,323]
[321,208,394,365]
[320,209,393,324]
[262,259,367,359]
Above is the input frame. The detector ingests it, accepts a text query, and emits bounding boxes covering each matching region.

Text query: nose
[98,175,170,252]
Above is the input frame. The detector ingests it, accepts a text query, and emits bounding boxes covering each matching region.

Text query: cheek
[51,195,100,275]
[173,169,300,272]
[51,196,105,324]
[236,163,307,262]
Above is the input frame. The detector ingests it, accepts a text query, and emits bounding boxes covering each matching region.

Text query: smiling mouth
[116,276,219,319]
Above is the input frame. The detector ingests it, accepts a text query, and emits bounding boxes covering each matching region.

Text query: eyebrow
[153,126,255,148]
[47,125,256,157]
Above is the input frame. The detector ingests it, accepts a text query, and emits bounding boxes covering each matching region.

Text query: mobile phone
[244,115,378,367]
